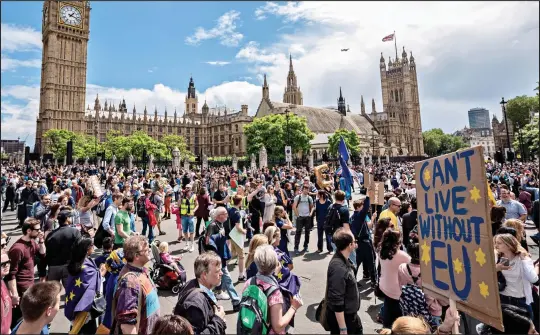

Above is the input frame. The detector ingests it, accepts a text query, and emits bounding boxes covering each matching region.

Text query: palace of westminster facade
[34,0,424,157]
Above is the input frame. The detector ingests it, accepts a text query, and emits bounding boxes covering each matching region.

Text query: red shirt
[1,280,12,334]
[7,238,40,293]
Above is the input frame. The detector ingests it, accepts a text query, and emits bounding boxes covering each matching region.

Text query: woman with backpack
[238,244,303,334]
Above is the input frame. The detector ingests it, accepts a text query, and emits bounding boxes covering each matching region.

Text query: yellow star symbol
[453,258,463,274]
[469,186,482,204]
[479,281,489,298]
[281,259,286,265]
[423,168,431,182]
[277,271,283,280]
[81,265,86,269]
[420,241,431,266]
[69,291,75,301]
[65,296,69,303]
[75,278,82,287]
[475,248,486,267]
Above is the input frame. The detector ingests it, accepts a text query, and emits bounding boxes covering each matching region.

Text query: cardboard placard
[369,181,385,205]
[415,146,503,331]
[364,173,374,190]
[88,175,103,198]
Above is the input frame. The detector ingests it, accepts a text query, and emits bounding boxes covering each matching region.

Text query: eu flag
[338,136,353,197]
[274,247,300,296]
[338,136,350,163]
[64,258,102,321]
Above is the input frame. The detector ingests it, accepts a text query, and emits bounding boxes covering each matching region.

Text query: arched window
[235,124,239,132]
[395,90,399,102]
[399,89,403,102]
[390,91,394,100]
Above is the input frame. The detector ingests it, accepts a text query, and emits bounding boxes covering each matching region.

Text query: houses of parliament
[35,0,424,157]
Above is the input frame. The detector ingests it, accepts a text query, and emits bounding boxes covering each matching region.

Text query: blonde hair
[495,233,527,257]
[379,316,431,334]
[245,234,269,269]
[159,241,169,253]
[264,226,280,246]
[502,219,524,242]
[273,205,285,219]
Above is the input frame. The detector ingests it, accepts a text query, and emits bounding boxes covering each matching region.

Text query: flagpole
[394,30,398,60]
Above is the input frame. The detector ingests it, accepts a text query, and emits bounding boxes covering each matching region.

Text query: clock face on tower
[59,5,82,26]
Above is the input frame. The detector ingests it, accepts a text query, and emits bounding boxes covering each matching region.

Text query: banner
[369,181,384,205]
[415,146,503,331]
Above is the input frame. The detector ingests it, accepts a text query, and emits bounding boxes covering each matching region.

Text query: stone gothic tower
[35,0,91,153]
[373,47,424,155]
[185,76,198,114]
[262,74,270,100]
[283,54,303,105]
[337,87,347,116]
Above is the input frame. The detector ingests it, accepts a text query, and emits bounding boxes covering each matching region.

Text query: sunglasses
[1,244,6,249]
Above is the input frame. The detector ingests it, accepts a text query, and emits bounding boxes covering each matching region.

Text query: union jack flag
[382,33,394,42]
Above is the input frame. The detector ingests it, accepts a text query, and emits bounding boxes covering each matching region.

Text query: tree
[422,128,468,157]
[506,95,536,127]
[43,129,77,158]
[327,129,360,157]
[159,134,192,159]
[126,131,169,159]
[244,113,314,158]
[103,131,132,159]
[514,116,539,160]
[43,129,101,159]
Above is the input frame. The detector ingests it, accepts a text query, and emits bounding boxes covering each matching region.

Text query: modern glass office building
[468,108,490,129]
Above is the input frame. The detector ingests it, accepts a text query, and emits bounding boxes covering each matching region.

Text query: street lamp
[94,117,98,165]
[500,97,513,164]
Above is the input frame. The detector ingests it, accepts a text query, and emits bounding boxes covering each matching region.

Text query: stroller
[150,240,187,294]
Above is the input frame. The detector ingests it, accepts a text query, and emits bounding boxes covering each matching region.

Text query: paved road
[1,195,538,334]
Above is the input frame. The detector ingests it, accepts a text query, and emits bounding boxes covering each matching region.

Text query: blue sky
[1,1,539,148]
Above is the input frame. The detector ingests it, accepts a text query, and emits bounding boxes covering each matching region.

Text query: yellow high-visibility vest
[181,195,196,216]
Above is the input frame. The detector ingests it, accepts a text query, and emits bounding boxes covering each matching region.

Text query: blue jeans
[219,265,240,306]
[141,216,154,242]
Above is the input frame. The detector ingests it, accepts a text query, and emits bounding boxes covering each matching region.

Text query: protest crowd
[0,154,539,335]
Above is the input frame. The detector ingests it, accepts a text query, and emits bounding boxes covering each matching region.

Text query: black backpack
[324,204,341,232]
[137,196,148,218]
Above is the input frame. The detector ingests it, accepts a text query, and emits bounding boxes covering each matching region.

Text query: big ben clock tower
[35,0,90,154]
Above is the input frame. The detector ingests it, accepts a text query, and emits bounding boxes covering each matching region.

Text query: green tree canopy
[43,129,101,158]
[159,134,192,159]
[506,95,536,127]
[422,128,468,157]
[244,113,314,158]
[327,129,360,157]
[514,116,539,160]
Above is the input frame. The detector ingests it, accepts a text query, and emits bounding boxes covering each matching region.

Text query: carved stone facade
[491,114,514,152]
[35,1,252,157]
[366,48,424,156]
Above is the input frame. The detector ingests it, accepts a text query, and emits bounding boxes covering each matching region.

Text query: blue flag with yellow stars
[64,257,101,321]
[274,247,300,296]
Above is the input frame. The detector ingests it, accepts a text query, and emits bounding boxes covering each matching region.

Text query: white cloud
[1,24,42,72]
[1,23,42,53]
[205,61,231,66]
[185,10,244,47]
[1,56,41,72]
[247,1,539,133]
[1,81,262,148]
